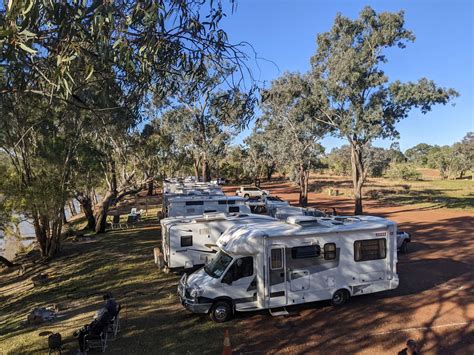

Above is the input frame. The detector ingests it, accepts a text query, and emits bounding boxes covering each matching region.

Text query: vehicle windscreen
[204,250,233,278]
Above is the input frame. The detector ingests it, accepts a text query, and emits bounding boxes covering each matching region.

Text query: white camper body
[178,215,399,322]
[161,213,276,269]
[163,195,250,218]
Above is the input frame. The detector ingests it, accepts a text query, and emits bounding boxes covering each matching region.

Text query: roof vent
[286,215,320,226]
[194,212,227,222]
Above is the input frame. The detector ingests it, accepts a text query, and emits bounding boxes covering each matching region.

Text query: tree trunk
[194,157,200,180]
[95,190,115,234]
[201,153,207,182]
[68,200,77,216]
[298,165,309,207]
[61,207,68,224]
[350,144,366,215]
[266,163,275,182]
[32,211,62,259]
[76,192,96,231]
[147,180,154,196]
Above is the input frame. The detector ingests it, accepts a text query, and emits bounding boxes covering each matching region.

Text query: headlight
[189,286,203,298]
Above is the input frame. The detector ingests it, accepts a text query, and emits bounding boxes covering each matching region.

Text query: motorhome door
[267,245,288,307]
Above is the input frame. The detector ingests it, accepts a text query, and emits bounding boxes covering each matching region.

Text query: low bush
[385,163,422,181]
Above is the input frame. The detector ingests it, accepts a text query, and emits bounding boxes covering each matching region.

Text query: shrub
[385,163,422,181]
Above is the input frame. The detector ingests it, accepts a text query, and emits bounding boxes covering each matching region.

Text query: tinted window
[324,243,336,260]
[271,248,283,269]
[185,201,204,206]
[228,206,240,213]
[218,200,227,205]
[181,235,192,247]
[291,245,321,259]
[225,257,253,282]
[354,239,386,262]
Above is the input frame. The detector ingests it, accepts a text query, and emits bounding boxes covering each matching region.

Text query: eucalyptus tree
[1,1,255,255]
[0,92,85,258]
[261,73,329,206]
[244,128,278,181]
[173,66,256,181]
[309,7,458,214]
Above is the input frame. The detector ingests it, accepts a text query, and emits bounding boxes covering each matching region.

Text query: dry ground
[0,178,473,354]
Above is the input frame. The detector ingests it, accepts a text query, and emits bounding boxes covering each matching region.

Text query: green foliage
[260,72,329,178]
[1,1,248,101]
[405,143,435,166]
[326,143,406,178]
[385,163,422,181]
[424,139,472,180]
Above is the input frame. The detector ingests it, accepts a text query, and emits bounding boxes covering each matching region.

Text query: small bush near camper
[385,163,422,181]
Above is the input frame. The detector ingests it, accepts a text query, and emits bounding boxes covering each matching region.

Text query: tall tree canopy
[0,0,255,258]
[308,7,458,213]
[260,72,329,206]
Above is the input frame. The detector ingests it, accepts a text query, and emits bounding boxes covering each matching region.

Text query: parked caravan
[164,195,251,218]
[178,215,399,322]
[161,212,276,269]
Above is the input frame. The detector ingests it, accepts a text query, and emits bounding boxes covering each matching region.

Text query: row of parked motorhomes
[159,178,410,322]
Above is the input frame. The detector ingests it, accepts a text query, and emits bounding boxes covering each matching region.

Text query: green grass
[0,209,240,354]
[366,178,474,210]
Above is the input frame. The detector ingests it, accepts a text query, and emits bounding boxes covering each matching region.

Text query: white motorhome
[161,212,276,270]
[163,195,251,218]
[178,215,399,322]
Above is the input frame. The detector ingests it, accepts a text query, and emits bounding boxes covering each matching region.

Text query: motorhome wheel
[331,289,349,306]
[400,240,408,254]
[210,301,232,323]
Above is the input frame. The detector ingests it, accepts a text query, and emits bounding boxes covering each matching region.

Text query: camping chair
[111,215,123,230]
[108,304,122,340]
[126,215,139,228]
[83,324,108,354]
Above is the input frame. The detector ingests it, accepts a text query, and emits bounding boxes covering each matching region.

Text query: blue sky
[222,0,474,153]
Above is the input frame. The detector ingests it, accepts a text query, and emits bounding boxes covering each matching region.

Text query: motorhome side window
[324,243,336,260]
[185,201,204,206]
[223,257,253,282]
[354,238,386,262]
[228,206,240,213]
[291,245,321,259]
[270,249,283,269]
[181,235,193,247]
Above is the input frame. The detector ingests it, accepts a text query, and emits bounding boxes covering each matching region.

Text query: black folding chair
[108,304,122,340]
[83,324,108,353]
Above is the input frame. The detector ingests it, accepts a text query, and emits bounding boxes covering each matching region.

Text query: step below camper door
[267,245,288,307]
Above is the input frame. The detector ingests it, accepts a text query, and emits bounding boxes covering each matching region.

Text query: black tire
[244,194,250,199]
[210,301,233,323]
[331,289,349,307]
[400,240,408,254]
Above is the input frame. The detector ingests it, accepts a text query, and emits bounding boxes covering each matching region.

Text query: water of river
[0,199,82,259]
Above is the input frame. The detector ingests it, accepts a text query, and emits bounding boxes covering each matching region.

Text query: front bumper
[179,296,212,314]
[177,273,212,314]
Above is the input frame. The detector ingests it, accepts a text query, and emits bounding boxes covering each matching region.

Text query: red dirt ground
[223,181,474,354]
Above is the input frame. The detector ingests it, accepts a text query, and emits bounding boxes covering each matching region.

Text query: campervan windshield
[204,250,232,278]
